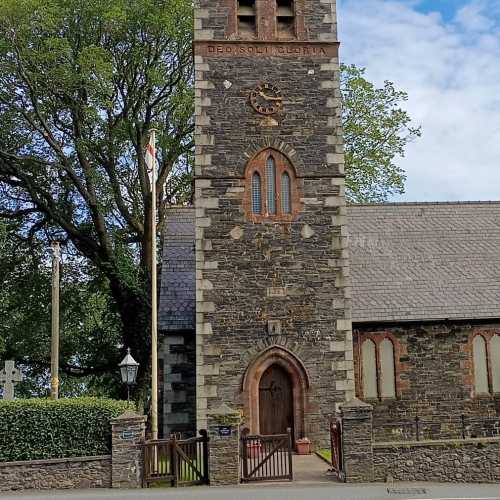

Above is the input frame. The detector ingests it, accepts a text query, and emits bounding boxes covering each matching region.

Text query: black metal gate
[240,428,293,482]
[143,430,209,487]
[330,420,345,482]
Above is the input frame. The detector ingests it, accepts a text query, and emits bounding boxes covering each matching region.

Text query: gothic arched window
[361,335,398,400]
[281,172,291,214]
[473,335,489,395]
[380,338,396,398]
[361,339,377,399]
[266,156,277,215]
[472,332,500,395]
[244,149,299,221]
[252,172,262,214]
[492,335,500,393]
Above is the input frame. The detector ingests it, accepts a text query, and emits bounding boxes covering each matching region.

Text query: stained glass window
[252,172,261,214]
[266,156,276,215]
[282,172,291,214]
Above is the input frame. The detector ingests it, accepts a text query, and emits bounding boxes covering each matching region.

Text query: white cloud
[338,0,500,201]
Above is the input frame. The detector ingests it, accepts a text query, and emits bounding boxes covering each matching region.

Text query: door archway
[242,345,310,440]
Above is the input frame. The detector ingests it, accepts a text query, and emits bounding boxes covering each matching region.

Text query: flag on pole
[145,132,156,185]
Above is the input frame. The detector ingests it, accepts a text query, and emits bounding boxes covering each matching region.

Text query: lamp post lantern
[119,348,139,404]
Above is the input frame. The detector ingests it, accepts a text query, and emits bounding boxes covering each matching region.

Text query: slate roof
[159,202,500,330]
[159,207,195,332]
[349,202,500,323]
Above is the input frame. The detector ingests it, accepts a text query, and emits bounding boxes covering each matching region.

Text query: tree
[0,0,193,398]
[341,64,422,203]
[0,222,122,398]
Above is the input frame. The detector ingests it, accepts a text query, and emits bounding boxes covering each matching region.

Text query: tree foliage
[341,64,421,203]
[0,222,122,397]
[0,0,193,397]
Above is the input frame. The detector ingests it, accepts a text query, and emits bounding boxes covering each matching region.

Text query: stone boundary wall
[0,455,111,492]
[373,437,500,483]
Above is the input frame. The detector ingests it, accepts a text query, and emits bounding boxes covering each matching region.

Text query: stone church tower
[193,0,353,447]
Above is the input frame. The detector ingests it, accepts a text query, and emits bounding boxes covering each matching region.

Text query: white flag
[145,132,156,185]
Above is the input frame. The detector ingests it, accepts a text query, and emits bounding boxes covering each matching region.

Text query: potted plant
[296,437,311,455]
[246,441,262,458]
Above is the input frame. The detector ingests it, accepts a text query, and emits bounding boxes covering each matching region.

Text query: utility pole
[50,241,60,400]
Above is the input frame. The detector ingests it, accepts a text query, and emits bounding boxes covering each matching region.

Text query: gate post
[207,403,241,486]
[111,411,147,488]
[339,399,374,483]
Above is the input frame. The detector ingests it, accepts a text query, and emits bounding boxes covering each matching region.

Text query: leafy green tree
[0,222,122,398]
[341,64,422,203]
[0,0,193,398]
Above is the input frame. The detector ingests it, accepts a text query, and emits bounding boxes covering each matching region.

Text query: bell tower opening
[277,0,295,38]
[237,0,257,37]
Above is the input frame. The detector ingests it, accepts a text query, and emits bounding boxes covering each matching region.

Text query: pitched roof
[159,202,500,329]
[159,207,195,332]
[349,202,500,323]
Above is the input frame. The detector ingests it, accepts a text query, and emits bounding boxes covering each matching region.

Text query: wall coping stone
[0,455,111,468]
[341,398,373,410]
[111,410,146,423]
[374,437,500,449]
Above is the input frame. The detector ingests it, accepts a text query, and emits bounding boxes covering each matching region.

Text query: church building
[158,0,500,449]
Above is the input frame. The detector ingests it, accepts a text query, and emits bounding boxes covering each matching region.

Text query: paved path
[292,453,335,483]
[2,483,500,500]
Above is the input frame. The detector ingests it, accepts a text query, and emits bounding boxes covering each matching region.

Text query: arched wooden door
[259,364,294,436]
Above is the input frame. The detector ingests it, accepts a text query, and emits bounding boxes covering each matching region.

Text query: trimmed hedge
[0,397,131,462]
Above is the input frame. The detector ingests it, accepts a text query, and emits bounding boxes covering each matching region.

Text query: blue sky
[338,0,500,201]
[417,0,468,20]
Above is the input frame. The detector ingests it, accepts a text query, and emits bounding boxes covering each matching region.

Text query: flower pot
[296,438,311,455]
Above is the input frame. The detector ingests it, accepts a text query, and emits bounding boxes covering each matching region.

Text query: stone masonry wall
[0,456,111,492]
[353,322,500,441]
[159,332,196,437]
[194,0,353,448]
[373,438,500,483]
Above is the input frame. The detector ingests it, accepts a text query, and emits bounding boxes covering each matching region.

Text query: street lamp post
[119,348,139,404]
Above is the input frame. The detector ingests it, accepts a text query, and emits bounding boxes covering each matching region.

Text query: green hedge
[0,397,131,462]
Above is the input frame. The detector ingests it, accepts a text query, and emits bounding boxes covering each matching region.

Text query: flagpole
[150,129,159,441]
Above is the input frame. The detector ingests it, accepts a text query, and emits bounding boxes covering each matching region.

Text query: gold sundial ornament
[249,83,283,115]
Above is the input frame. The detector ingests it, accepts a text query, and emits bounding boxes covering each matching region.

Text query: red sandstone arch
[241,346,310,440]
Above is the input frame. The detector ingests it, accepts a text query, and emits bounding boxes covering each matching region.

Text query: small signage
[218,426,232,437]
[121,430,135,440]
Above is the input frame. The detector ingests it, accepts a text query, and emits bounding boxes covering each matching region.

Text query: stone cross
[0,360,22,400]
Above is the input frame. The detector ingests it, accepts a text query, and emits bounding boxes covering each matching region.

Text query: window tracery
[360,335,397,400]
[244,148,299,221]
[472,332,500,395]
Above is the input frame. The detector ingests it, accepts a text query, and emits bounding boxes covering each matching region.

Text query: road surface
[1,483,500,500]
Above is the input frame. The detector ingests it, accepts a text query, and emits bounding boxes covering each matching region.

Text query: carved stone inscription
[195,42,339,59]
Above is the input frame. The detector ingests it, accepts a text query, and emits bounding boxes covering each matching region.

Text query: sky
[338,0,500,201]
